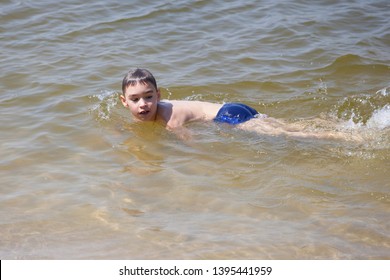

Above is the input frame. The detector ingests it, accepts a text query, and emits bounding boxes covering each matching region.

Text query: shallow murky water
[1,0,389,259]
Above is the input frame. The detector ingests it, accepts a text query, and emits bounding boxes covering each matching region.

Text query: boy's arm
[168,126,193,141]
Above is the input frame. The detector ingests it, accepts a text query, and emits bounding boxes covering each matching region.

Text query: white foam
[366,104,390,130]
[340,112,363,130]
[89,90,118,120]
[376,86,389,97]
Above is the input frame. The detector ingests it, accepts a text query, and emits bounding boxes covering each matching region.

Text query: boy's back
[157,100,223,129]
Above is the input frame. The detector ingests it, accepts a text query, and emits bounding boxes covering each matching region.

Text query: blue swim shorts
[214,103,259,125]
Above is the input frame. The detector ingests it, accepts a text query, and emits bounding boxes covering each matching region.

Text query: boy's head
[120,68,161,122]
[121,68,158,94]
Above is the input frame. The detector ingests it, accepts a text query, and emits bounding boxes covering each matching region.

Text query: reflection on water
[1,0,389,259]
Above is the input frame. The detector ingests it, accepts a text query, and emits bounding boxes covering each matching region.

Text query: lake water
[1,0,389,259]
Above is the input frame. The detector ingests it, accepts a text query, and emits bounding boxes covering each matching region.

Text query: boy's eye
[130,98,139,102]
[146,95,153,99]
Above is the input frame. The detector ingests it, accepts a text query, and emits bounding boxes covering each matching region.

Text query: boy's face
[120,82,160,122]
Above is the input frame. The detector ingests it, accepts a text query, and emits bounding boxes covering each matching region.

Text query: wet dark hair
[122,68,158,94]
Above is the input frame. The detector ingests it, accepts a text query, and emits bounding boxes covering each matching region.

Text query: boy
[120,68,360,141]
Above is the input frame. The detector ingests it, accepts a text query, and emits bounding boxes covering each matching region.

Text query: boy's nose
[139,98,147,107]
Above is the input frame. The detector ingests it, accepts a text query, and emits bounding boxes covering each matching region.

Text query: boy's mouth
[139,110,150,116]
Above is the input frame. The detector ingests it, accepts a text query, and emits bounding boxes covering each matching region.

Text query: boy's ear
[120,94,128,107]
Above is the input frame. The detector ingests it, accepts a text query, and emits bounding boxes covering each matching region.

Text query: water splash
[366,104,390,130]
[89,89,119,121]
[376,86,389,97]
[334,86,390,130]
[330,86,390,158]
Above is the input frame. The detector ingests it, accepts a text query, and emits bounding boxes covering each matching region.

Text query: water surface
[1,0,389,259]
